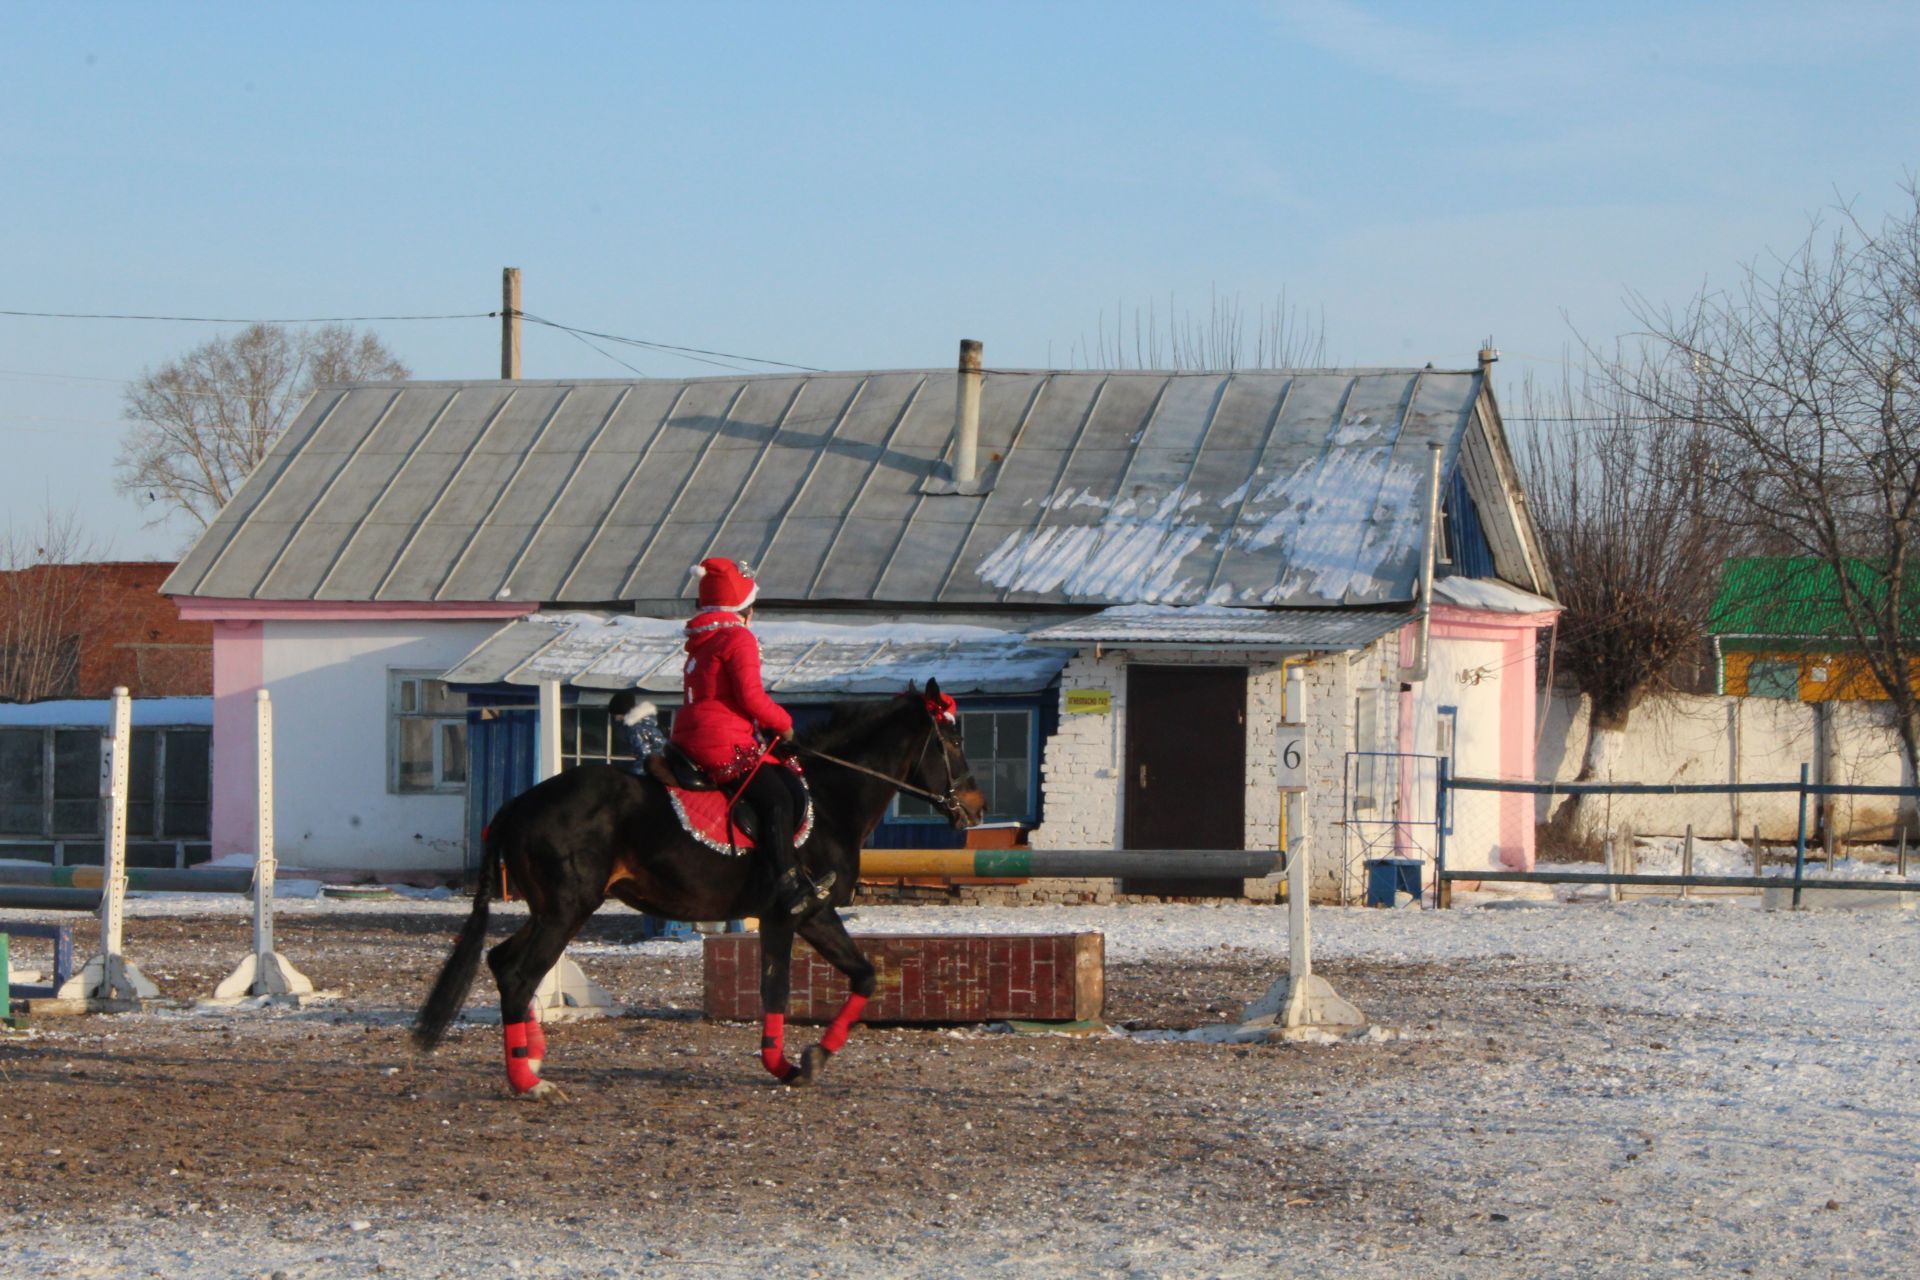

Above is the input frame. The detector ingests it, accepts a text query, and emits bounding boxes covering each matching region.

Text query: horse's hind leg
[756,919,801,1083]
[487,911,589,1099]
[791,909,876,1086]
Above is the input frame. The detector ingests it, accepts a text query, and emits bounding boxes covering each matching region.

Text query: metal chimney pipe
[1397,443,1445,683]
[954,339,983,487]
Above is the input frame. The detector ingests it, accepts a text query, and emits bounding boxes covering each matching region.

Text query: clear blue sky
[4,1,1916,559]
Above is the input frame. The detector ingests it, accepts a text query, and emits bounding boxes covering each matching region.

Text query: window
[1747,659,1800,700]
[561,703,674,770]
[894,707,1035,824]
[0,723,210,864]
[390,671,468,793]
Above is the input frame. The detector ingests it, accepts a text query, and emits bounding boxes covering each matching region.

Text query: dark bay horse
[413,680,983,1098]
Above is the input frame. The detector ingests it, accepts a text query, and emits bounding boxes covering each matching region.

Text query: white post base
[210,950,317,1003]
[531,955,616,1019]
[1237,972,1367,1040]
[57,953,159,1003]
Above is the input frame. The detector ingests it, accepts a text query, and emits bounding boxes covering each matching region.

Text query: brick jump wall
[703,931,1104,1024]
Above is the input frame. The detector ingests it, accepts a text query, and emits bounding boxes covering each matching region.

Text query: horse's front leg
[792,908,875,1086]
[756,919,802,1084]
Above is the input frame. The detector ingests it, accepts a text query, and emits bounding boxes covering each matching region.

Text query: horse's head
[906,678,986,830]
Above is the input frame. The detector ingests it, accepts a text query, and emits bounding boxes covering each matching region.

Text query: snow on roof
[1028,603,1410,650]
[1433,576,1559,614]
[441,612,1073,695]
[0,696,213,728]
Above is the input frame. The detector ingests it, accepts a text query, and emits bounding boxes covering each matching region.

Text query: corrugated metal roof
[441,613,1074,695]
[165,367,1498,609]
[1708,556,1920,639]
[1027,604,1410,650]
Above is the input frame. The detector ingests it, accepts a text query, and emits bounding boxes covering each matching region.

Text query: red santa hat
[690,557,759,612]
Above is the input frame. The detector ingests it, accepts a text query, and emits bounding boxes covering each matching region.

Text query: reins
[795,725,968,820]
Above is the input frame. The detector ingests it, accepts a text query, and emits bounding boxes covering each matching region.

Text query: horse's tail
[412,817,501,1052]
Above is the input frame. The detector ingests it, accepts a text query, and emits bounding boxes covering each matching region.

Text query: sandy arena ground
[2,893,1917,1278]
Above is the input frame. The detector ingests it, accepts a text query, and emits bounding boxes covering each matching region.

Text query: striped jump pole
[57,688,157,1003]
[213,690,315,1002]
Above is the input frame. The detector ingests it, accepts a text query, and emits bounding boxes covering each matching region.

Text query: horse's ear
[925,677,942,704]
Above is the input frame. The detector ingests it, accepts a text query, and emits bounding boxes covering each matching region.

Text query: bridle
[796,720,975,826]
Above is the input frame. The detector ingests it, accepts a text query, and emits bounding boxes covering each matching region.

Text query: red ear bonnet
[926,690,958,725]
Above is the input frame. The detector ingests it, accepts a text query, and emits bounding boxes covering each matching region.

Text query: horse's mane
[801,685,921,754]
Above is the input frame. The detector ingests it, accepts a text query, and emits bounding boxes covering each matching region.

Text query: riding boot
[774,867,836,922]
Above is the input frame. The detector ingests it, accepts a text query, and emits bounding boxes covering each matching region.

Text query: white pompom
[689,564,707,579]
[622,699,658,727]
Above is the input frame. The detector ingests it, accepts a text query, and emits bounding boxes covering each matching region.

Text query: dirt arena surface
[3,896,1916,1277]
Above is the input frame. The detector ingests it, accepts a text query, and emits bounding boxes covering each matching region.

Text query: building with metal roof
[165,349,1558,892]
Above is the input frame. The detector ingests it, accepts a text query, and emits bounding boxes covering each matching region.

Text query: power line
[518,314,825,373]
[0,308,493,324]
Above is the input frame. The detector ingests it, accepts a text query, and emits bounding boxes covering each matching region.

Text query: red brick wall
[0,561,210,698]
[703,931,1104,1024]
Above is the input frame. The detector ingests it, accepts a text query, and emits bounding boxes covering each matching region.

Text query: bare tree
[118,323,409,528]
[0,508,111,702]
[1520,367,1745,842]
[1625,184,1920,787]
[1072,289,1328,370]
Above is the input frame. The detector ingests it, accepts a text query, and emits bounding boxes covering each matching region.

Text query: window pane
[128,729,158,837]
[129,842,182,869]
[440,720,467,784]
[163,730,211,838]
[397,718,434,790]
[421,680,464,714]
[52,731,100,835]
[0,841,54,863]
[398,678,418,713]
[0,729,44,835]
[59,842,104,866]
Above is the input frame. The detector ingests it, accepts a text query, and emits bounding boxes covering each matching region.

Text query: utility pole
[501,267,522,379]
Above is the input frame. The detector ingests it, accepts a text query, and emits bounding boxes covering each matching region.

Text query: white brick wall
[1028,644,1395,902]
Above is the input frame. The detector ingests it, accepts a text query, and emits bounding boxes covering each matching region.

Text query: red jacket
[669,610,794,782]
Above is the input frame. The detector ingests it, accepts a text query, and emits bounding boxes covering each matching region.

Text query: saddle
[646,747,813,857]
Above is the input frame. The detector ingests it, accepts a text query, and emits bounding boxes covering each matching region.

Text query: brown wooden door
[1123,665,1246,896]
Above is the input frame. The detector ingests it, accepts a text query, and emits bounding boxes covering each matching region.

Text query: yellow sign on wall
[1064,689,1111,715]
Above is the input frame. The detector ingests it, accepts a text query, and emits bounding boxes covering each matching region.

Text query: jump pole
[529,679,615,1019]
[211,691,315,1002]
[1237,715,1365,1039]
[57,688,157,1003]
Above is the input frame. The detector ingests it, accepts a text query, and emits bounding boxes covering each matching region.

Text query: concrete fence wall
[1536,689,1915,842]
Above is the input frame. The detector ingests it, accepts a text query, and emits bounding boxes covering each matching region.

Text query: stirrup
[775,869,833,921]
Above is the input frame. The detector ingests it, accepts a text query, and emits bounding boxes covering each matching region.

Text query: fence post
[1900,826,1909,878]
[1751,823,1763,880]
[1604,834,1619,904]
[1792,762,1809,910]
[1435,758,1450,909]
[1681,825,1694,899]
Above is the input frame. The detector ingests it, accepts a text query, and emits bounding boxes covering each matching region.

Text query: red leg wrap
[819,993,868,1055]
[760,1013,798,1082]
[523,1005,547,1062]
[503,1020,542,1094]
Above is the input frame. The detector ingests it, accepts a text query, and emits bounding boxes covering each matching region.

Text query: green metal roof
[1708,557,1920,641]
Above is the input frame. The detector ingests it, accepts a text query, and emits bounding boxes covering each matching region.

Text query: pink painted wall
[210,619,263,857]
[1404,603,1557,873]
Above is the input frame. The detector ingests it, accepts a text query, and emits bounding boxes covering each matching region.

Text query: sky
[3,1,1917,560]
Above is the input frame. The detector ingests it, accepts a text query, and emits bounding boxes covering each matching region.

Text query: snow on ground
[5,892,1918,1275]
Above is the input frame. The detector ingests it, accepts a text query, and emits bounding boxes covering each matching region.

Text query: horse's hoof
[795,1044,831,1085]
[513,1079,569,1102]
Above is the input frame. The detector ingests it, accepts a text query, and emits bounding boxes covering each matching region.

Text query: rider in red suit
[670,557,830,921]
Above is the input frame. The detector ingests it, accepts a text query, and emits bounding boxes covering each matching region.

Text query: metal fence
[1436,764,1920,908]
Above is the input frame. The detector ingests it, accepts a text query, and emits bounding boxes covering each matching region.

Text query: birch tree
[118,323,408,528]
